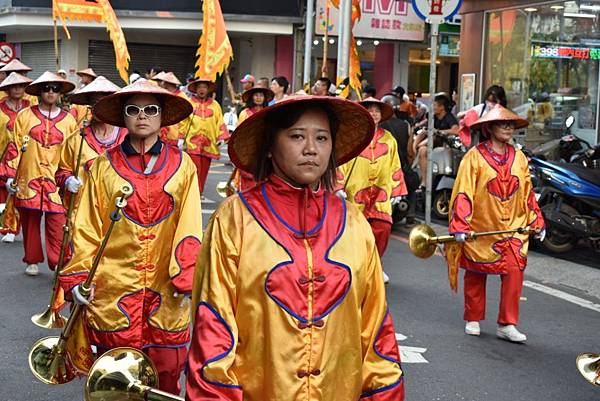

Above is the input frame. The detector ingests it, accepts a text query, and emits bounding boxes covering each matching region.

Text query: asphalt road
[1,160,598,400]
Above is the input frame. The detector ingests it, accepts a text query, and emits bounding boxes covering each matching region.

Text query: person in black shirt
[414,93,459,188]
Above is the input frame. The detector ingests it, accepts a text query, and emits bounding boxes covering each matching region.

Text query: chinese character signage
[532,45,600,60]
[316,0,425,41]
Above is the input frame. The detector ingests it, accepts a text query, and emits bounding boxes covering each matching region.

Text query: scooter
[530,115,591,162]
[529,155,600,253]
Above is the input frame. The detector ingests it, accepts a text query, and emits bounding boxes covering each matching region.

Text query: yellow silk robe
[237,106,260,125]
[59,142,203,349]
[70,104,92,128]
[445,141,545,290]
[179,96,228,158]
[186,177,404,401]
[160,89,193,146]
[1,93,38,106]
[8,106,77,213]
[338,127,407,223]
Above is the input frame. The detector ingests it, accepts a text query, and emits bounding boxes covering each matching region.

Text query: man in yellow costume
[4,71,76,276]
[337,97,407,283]
[181,78,228,196]
[186,95,404,401]
[446,106,545,343]
[59,79,201,395]
[0,59,38,106]
[153,71,192,148]
[0,72,32,243]
[69,68,98,127]
[56,76,127,208]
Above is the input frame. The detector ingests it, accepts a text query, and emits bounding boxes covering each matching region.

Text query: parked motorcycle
[529,155,600,253]
[530,115,591,162]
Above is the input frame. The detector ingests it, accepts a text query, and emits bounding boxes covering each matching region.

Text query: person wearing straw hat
[0,59,38,105]
[56,76,127,211]
[0,72,33,243]
[180,77,228,196]
[3,71,77,276]
[153,71,193,148]
[186,95,405,401]
[445,105,545,343]
[69,68,99,128]
[76,67,97,86]
[336,97,407,284]
[59,79,201,395]
[237,86,274,124]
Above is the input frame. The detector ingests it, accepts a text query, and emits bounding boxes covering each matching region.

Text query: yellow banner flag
[65,312,95,374]
[96,0,131,84]
[195,0,233,81]
[331,0,362,97]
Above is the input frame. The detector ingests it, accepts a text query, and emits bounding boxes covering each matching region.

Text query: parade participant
[337,97,407,283]
[59,79,201,395]
[70,68,98,127]
[458,85,507,148]
[153,72,193,147]
[56,76,127,208]
[0,62,6,83]
[238,86,273,124]
[0,72,32,243]
[3,71,76,276]
[446,105,545,343]
[0,59,38,105]
[181,77,228,196]
[186,95,404,401]
[269,75,289,105]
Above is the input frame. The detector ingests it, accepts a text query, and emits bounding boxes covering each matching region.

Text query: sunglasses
[496,122,516,130]
[124,104,161,118]
[41,84,61,93]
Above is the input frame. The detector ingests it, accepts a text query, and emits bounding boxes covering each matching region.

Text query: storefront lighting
[329,38,335,44]
[580,4,600,11]
[321,36,326,41]
[313,40,319,46]
[551,5,565,10]
[356,40,362,46]
[374,40,380,46]
[524,7,538,12]
[564,12,597,18]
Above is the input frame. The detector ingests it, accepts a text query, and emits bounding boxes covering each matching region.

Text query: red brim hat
[187,79,216,94]
[229,95,375,172]
[93,79,193,127]
[241,87,275,104]
[25,71,76,96]
[358,97,394,123]
[470,105,529,132]
[68,76,121,105]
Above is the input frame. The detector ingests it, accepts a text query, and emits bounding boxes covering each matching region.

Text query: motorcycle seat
[554,162,600,187]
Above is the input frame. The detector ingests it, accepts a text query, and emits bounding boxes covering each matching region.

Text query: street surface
[0,156,598,400]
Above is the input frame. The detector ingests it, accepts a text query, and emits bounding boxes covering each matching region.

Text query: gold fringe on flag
[195,0,233,81]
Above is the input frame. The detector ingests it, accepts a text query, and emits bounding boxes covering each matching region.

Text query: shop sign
[532,45,600,60]
[315,0,425,41]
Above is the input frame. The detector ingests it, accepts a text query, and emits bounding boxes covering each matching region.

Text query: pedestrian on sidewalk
[186,95,405,401]
[3,71,77,276]
[59,79,202,395]
[446,105,545,343]
[336,97,408,283]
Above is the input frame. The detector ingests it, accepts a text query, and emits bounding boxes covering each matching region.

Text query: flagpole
[321,0,329,77]
[53,16,59,70]
[303,0,315,85]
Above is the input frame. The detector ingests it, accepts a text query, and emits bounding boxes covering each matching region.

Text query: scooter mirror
[565,115,575,129]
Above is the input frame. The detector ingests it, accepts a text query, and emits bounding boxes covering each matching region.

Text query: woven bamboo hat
[0,59,32,73]
[187,78,216,94]
[76,68,98,79]
[68,76,121,105]
[26,71,76,96]
[359,97,394,123]
[470,105,529,132]
[241,87,274,104]
[154,72,182,87]
[0,72,32,91]
[93,78,193,127]
[229,95,375,172]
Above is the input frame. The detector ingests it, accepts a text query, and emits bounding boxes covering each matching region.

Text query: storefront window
[483,1,600,147]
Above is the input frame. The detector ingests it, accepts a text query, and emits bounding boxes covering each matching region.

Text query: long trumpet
[85,347,184,401]
[576,352,600,387]
[0,135,29,229]
[216,167,237,198]
[29,184,133,385]
[408,224,540,259]
[32,119,89,329]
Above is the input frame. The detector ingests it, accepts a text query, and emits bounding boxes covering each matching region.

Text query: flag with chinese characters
[51,0,130,83]
[195,0,233,81]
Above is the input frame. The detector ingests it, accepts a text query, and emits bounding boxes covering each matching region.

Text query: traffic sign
[412,0,463,24]
[0,42,16,64]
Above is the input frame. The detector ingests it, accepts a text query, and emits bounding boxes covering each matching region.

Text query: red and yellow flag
[195,0,233,81]
[331,0,362,97]
[51,0,130,83]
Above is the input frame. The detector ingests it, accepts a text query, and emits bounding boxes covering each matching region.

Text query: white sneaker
[465,321,480,336]
[25,264,39,276]
[496,324,527,343]
[383,271,390,284]
[1,233,15,243]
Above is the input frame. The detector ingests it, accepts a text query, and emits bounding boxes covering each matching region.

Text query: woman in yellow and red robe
[155,72,193,148]
[186,95,404,401]
[337,97,407,259]
[0,72,32,241]
[180,78,228,195]
[446,105,544,343]
[59,79,201,395]
[4,72,77,276]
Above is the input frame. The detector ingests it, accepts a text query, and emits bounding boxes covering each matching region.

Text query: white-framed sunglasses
[124,104,161,118]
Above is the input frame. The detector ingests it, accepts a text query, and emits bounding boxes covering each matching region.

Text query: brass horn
[85,347,184,401]
[33,120,89,329]
[408,224,539,259]
[0,135,29,229]
[576,352,600,387]
[29,184,133,385]
[216,168,237,198]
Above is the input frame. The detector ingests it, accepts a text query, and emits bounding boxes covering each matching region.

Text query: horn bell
[408,224,438,259]
[576,352,600,387]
